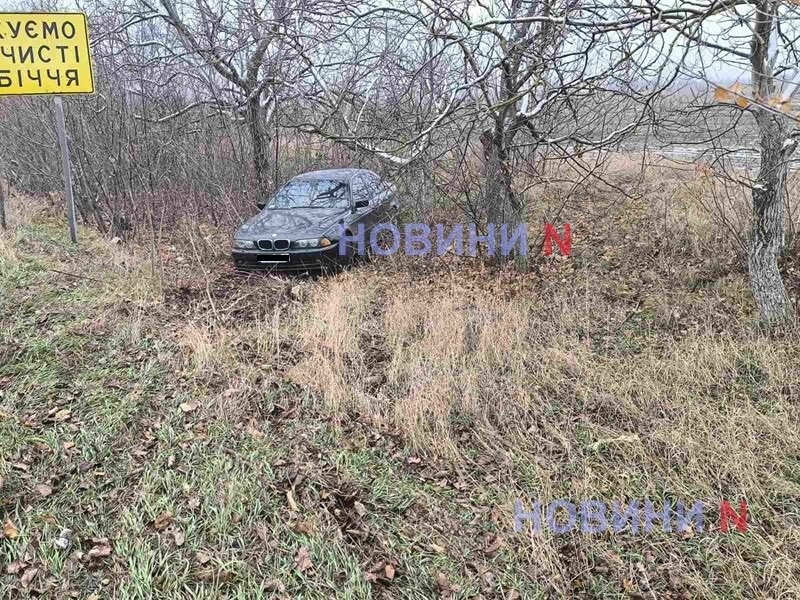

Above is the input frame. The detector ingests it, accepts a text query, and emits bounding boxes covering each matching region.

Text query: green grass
[0,224,517,598]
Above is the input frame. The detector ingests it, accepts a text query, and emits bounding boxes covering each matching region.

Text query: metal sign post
[0,12,95,243]
[53,97,78,243]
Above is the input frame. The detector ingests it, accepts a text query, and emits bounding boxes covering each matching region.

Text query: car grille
[257,239,290,251]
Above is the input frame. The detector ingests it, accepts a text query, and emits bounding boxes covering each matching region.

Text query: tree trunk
[247,97,270,206]
[481,125,522,261]
[748,110,795,325]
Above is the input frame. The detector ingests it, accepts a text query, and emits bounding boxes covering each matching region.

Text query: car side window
[351,175,370,207]
[365,174,385,205]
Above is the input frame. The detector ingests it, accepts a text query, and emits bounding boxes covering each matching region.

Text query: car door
[369,174,396,222]
[351,174,380,235]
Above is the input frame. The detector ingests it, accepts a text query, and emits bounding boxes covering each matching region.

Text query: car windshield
[266,180,350,210]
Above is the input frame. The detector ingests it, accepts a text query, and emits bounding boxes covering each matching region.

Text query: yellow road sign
[0,13,94,95]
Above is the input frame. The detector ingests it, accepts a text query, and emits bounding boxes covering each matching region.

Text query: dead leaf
[286,490,299,512]
[11,462,29,472]
[429,543,445,554]
[292,520,314,535]
[173,528,185,547]
[62,441,76,450]
[484,536,502,555]
[3,519,19,539]
[154,511,173,530]
[354,501,367,517]
[194,566,215,581]
[294,546,313,572]
[264,578,286,593]
[246,422,264,438]
[196,551,212,564]
[54,409,71,422]
[255,521,270,543]
[6,560,27,574]
[384,563,396,580]
[187,497,200,509]
[436,572,458,593]
[714,86,732,102]
[179,401,198,413]
[20,567,38,586]
[88,544,112,559]
[35,484,53,497]
[735,95,750,108]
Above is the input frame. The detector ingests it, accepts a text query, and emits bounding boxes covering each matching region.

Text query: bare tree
[293,1,677,258]
[137,0,294,205]
[642,0,800,324]
[744,1,799,323]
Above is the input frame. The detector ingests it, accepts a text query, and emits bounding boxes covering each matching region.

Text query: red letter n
[719,499,748,533]
[544,223,571,256]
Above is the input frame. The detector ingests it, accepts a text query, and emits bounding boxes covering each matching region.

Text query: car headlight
[233,239,256,249]
[293,238,321,249]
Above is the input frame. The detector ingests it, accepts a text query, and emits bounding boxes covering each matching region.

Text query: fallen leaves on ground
[88,542,113,559]
[292,520,314,535]
[179,400,198,413]
[171,526,186,547]
[6,560,27,574]
[294,546,313,572]
[20,567,38,586]
[3,519,19,538]
[153,511,173,530]
[35,483,53,497]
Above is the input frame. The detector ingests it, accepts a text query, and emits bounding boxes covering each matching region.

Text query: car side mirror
[354,199,369,210]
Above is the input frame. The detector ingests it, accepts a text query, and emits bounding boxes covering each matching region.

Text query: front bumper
[232,243,344,272]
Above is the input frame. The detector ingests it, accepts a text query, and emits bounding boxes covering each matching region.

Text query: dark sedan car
[232,168,397,272]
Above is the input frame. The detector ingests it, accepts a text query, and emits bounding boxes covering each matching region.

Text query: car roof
[290,168,378,182]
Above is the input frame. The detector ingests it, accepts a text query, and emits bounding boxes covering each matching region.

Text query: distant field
[1,163,800,598]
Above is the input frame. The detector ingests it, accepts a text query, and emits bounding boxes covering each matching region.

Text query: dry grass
[279,161,800,596]
[288,275,377,416]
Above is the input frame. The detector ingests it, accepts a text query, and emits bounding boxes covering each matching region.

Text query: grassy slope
[1,182,800,599]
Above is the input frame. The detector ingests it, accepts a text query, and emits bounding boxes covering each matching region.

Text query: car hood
[236,207,349,239]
